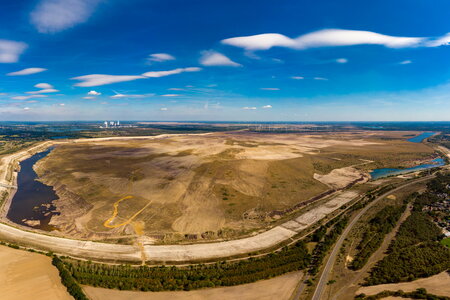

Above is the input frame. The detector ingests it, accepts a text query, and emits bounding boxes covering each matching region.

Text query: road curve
[310,175,434,300]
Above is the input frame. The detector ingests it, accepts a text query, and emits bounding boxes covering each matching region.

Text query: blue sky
[0,0,450,121]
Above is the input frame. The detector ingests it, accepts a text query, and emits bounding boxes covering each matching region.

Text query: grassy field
[33,131,436,242]
[441,237,450,247]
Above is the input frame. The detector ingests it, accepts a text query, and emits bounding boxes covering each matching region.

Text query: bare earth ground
[0,245,72,300]
[30,131,434,242]
[83,271,302,300]
[356,272,450,297]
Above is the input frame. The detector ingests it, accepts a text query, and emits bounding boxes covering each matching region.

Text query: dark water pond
[370,158,445,180]
[7,147,59,230]
[408,132,436,143]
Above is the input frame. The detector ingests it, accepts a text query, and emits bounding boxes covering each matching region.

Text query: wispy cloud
[242,106,257,110]
[72,68,201,87]
[399,60,412,65]
[142,67,201,78]
[262,105,272,109]
[7,68,47,76]
[11,95,48,100]
[199,50,241,67]
[314,77,328,81]
[30,0,102,33]
[291,76,304,80]
[148,53,175,62]
[0,40,28,63]
[26,88,59,94]
[160,107,168,111]
[260,88,280,90]
[110,93,150,98]
[336,58,348,63]
[161,94,180,97]
[72,74,146,87]
[222,29,450,51]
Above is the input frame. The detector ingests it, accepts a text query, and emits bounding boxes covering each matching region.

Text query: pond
[369,158,445,180]
[7,147,59,231]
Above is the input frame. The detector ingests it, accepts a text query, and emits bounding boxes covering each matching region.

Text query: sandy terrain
[0,189,359,263]
[357,272,450,297]
[83,271,302,300]
[0,245,72,300]
[33,132,381,240]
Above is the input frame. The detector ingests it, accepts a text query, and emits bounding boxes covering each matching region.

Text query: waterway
[408,132,436,143]
[370,158,445,180]
[7,147,59,230]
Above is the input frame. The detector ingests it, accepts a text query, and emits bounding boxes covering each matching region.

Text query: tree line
[350,205,405,270]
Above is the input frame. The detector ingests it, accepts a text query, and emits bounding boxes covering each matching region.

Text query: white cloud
[110,93,148,99]
[73,68,201,87]
[72,74,146,87]
[291,76,304,80]
[11,95,48,100]
[35,83,53,89]
[59,103,65,106]
[160,107,168,111]
[142,67,201,78]
[425,32,450,47]
[161,94,180,97]
[168,88,185,91]
[26,88,59,94]
[30,0,101,33]
[7,68,47,76]
[23,107,31,110]
[88,90,101,95]
[222,29,428,51]
[314,77,328,81]
[148,53,175,62]
[260,88,280,90]
[242,106,257,110]
[223,33,297,51]
[399,60,412,65]
[262,105,272,109]
[83,96,95,99]
[199,50,241,67]
[336,58,348,63]
[0,40,28,63]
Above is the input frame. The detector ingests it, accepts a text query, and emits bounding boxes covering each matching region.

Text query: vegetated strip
[364,173,450,286]
[355,288,450,300]
[350,204,406,270]
[62,239,310,291]
[308,216,349,276]
[52,256,89,300]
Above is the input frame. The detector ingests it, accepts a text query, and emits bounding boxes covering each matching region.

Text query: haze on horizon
[0,0,449,122]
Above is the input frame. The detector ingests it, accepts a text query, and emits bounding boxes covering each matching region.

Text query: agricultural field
[32,131,435,242]
[0,245,72,300]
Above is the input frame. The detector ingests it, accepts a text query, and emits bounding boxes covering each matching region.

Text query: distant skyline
[1,0,450,121]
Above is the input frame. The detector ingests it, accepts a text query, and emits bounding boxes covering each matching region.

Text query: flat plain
[0,245,72,300]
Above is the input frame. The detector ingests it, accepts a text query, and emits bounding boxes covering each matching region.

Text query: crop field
[33,131,435,242]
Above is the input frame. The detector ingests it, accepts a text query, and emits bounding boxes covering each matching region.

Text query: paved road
[310,175,435,300]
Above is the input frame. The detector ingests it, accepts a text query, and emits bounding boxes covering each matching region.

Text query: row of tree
[350,205,405,270]
[356,287,450,300]
[64,240,310,291]
[309,216,349,275]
